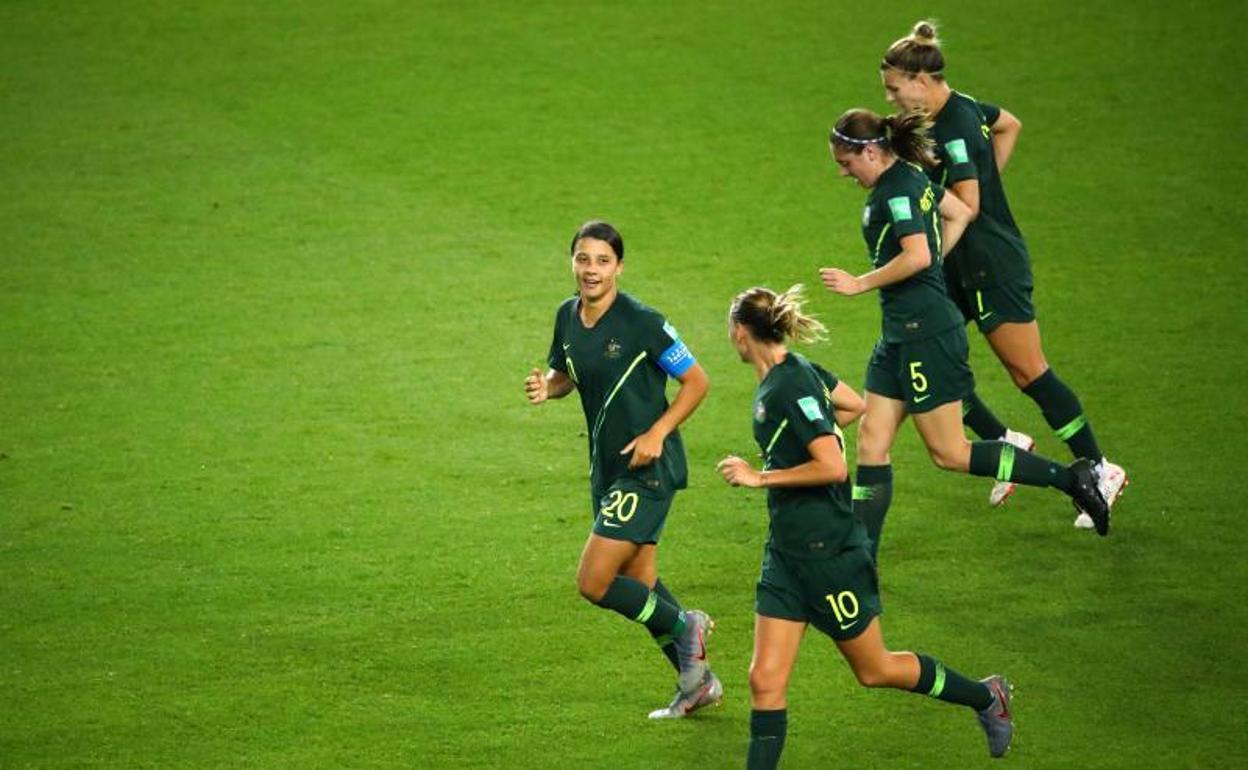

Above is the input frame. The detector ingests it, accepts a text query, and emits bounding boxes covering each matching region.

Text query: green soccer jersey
[860,160,965,342]
[752,353,864,558]
[547,291,694,499]
[929,90,1032,288]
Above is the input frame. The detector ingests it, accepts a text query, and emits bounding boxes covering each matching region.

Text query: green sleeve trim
[996,443,1016,482]
[634,591,658,623]
[928,662,947,698]
[873,223,892,261]
[1054,415,1087,441]
[590,351,649,452]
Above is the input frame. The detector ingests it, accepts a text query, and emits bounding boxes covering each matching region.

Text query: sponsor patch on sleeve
[797,396,825,423]
[658,339,695,377]
[887,196,912,222]
[945,138,970,165]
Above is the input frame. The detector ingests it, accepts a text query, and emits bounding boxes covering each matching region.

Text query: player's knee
[1007,359,1047,389]
[927,443,969,472]
[748,663,786,701]
[850,663,892,689]
[576,573,609,604]
[857,426,891,465]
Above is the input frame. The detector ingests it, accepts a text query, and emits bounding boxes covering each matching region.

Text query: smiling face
[571,237,622,303]
[881,68,930,112]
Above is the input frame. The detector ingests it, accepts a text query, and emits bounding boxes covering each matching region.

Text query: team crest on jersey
[754,400,766,422]
[604,338,622,359]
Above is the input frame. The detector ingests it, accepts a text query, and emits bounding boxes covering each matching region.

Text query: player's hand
[621,429,664,469]
[820,267,866,296]
[524,367,548,405]
[716,455,763,488]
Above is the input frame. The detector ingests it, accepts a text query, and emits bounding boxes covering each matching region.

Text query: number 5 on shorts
[909,361,929,393]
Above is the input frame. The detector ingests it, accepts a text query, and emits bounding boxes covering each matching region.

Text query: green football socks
[969,441,1074,492]
[650,578,681,671]
[596,576,683,637]
[746,709,787,770]
[962,391,1009,441]
[853,464,893,561]
[910,653,993,711]
[1023,368,1102,462]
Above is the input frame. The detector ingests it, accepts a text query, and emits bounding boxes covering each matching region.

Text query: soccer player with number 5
[717,285,1013,766]
[819,108,1110,552]
[524,221,721,719]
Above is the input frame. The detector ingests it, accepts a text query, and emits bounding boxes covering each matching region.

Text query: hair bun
[911,20,939,44]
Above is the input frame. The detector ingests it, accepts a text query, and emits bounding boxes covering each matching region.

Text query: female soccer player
[879,21,1127,527]
[818,108,1110,547]
[524,220,721,719]
[717,285,1013,766]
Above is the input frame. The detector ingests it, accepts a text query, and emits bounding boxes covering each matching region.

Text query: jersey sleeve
[980,101,1001,127]
[883,188,927,238]
[546,306,567,373]
[781,374,836,448]
[937,106,981,185]
[644,312,698,378]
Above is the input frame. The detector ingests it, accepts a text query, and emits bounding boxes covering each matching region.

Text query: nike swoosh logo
[601,520,621,528]
[979,311,994,321]
[913,394,931,403]
[991,681,1010,719]
[839,622,856,630]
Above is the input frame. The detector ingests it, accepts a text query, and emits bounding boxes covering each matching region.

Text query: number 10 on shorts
[825,590,860,627]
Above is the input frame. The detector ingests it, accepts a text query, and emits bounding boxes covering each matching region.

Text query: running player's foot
[673,609,713,692]
[647,670,724,719]
[1068,458,1109,536]
[1074,458,1127,531]
[976,675,1013,758]
[989,429,1035,507]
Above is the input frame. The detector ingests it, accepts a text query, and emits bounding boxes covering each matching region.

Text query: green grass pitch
[2,1,1245,768]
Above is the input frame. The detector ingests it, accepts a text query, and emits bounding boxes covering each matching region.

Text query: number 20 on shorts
[601,490,639,523]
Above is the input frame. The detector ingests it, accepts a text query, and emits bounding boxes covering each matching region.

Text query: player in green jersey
[524,221,722,719]
[880,20,1128,528]
[819,108,1111,548]
[717,285,1014,766]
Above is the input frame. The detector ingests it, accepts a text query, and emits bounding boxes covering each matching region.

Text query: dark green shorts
[863,327,975,413]
[945,277,1036,335]
[591,478,673,544]
[756,544,882,641]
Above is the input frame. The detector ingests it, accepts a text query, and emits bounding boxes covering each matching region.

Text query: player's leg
[945,266,1024,450]
[835,617,1013,758]
[624,546,722,719]
[905,328,1110,532]
[856,340,909,561]
[855,391,905,561]
[911,401,1108,531]
[746,615,805,770]
[620,545,678,671]
[985,319,1127,524]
